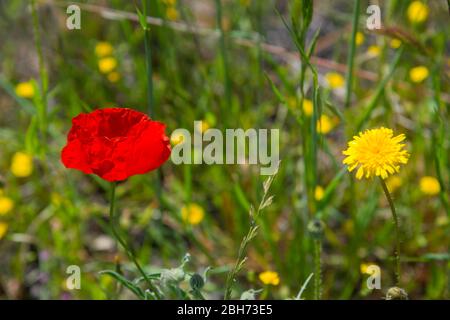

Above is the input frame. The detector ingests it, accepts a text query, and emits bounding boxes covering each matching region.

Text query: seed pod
[386,287,408,300]
[308,219,325,239]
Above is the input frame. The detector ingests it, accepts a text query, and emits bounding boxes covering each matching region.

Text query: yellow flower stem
[109,182,161,299]
[379,177,401,285]
[313,239,322,300]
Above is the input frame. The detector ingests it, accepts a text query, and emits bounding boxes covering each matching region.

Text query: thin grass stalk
[379,177,401,285]
[215,0,232,115]
[344,0,360,109]
[313,239,322,300]
[109,182,162,299]
[31,0,48,151]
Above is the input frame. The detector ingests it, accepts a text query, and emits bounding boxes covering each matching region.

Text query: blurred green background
[0,0,448,299]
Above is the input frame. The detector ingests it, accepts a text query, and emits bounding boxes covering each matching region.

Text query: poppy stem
[379,177,401,285]
[109,182,162,299]
[313,239,322,300]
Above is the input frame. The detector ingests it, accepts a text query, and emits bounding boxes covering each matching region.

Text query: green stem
[142,0,154,117]
[109,182,161,299]
[344,0,360,108]
[313,239,322,300]
[215,0,232,116]
[379,177,401,285]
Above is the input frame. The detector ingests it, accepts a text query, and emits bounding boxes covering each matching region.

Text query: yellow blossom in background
[0,222,8,240]
[409,66,429,83]
[11,152,33,178]
[407,1,429,24]
[355,32,364,46]
[386,176,402,193]
[259,271,280,286]
[181,203,205,225]
[302,99,313,116]
[98,57,117,74]
[360,263,370,274]
[170,132,185,145]
[390,38,402,49]
[343,127,409,180]
[15,81,35,99]
[367,45,381,57]
[315,186,324,201]
[195,120,210,133]
[0,196,14,215]
[166,7,179,21]
[325,72,345,89]
[107,72,120,83]
[317,115,334,134]
[162,0,176,5]
[419,176,440,196]
[95,41,113,58]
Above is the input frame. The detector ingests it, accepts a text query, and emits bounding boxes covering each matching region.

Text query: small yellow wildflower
[342,127,409,180]
[315,186,324,201]
[98,57,117,74]
[107,72,120,83]
[302,99,313,117]
[409,66,429,83]
[95,41,113,58]
[15,81,35,99]
[407,1,429,24]
[11,152,34,178]
[0,196,14,215]
[367,45,381,57]
[360,263,370,274]
[317,115,334,135]
[325,72,345,89]
[181,203,205,225]
[419,176,440,196]
[0,222,8,240]
[195,120,210,133]
[163,0,176,5]
[386,176,402,193]
[390,38,402,49]
[355,32,364,46]
[259,271,280,286]
[170,132,185,145]
[166,7,179,21]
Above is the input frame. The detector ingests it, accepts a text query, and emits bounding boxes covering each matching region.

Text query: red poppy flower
[61,108,171,182]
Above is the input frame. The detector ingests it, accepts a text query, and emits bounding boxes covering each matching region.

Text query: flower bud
[386,287,408,300]
[308,219,325,239]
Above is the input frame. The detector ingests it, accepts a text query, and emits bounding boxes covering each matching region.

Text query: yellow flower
[407,1,429,24]
[419,176,441,196]
[170,132,185,145]
[0,222,8,240]
[163,0,176,5]
[107,72,120,83]
[355,32,364,46]
[15,81,35,99]
[409,66,429,83]
[302,99,313,117]
[386,176,402,193]
[98,57,117,74]
[360,263,370,274]
[317,115,335,135]
[11,152,34,178]
[360,263,380,275]
[195,120,210,133]
[315,186,324,201]
[166,7,179,21]
[259,271,280,286]
[367,45,381,57]
[181,203,205,225]
[325,72,345,89]
[0,196,14,215]
[95,41,113,58]
[342,127,409,180]
[390,38,402,49]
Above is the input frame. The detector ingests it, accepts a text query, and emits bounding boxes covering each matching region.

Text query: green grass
[0,0,448,300]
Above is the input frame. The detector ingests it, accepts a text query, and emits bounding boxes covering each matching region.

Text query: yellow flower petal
[11,152,33,178]
[15,81,35,99]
